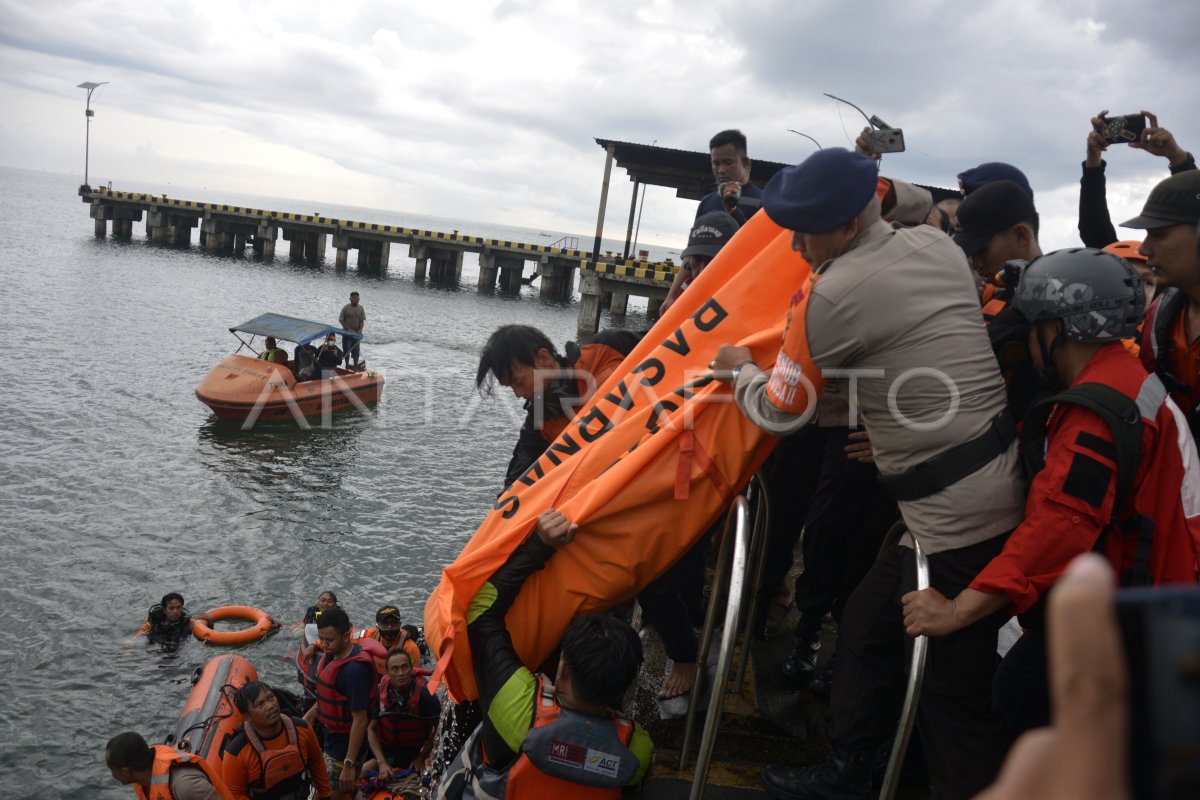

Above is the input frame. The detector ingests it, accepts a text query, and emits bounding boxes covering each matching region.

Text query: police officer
[903,248,1200,734]
[713,147,1026,800]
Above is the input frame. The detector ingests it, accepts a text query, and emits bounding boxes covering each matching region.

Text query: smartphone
[1105,113,1148,144]
[1116,585,1200,800]
[867,128,905,154]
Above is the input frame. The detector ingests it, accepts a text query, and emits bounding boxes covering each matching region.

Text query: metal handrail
[733,475,771,690]
[878,538,930,800]
[677,495,756,799]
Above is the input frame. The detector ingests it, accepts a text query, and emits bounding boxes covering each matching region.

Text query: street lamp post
[77,81,108,189]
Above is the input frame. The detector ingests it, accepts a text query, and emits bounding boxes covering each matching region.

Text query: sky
[1,0,1197,252]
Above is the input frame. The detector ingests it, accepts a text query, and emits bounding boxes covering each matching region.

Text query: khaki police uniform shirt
[735,219,1025,554]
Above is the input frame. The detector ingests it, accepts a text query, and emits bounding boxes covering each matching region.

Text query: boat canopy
[230,313,363,345]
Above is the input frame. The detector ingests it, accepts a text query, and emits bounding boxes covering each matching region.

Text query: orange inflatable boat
[168,653,258,770]
[196,313,383,423]
[424,211,812,701]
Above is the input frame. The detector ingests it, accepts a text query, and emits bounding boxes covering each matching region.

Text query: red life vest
[134,745,228,800]
[376,674,433,756]
[241,716,310,798]
[1141,288,1200,440]
[315,645,377,734]
[503,677,637,799]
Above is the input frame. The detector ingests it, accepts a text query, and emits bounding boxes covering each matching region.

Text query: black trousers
[757,425,826,595]
[794,426,900,623]
[992,628,1050,736]
[831,536,1012,800]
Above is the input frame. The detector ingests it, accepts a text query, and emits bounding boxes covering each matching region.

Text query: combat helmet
[1011,247,1144,342]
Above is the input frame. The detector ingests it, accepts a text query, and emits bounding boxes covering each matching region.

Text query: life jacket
[239,716,310,799]
[295,643,321,704]
[259,347,286,363]
[503,677,638,799]
[315,645,378,734]
[376,674,433,756]
[145,605,191,642]
[436,677,640,800]
[1141,288,1200,440]
[134,745,228,800]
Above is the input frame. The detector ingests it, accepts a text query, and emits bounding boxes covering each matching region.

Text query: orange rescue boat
[168,653,258,769]
[195,313,383,423]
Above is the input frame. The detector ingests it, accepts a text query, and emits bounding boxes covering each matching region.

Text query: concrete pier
[79,187,676,333]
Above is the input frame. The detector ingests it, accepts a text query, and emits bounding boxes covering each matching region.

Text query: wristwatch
[342,758,356,769]
[730,360,756,385]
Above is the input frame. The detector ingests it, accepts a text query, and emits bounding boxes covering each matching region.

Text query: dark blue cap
[762,148,879,234]
[957,162,1033,199]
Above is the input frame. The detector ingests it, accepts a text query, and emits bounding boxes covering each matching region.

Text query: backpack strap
[1020,382,1142,514]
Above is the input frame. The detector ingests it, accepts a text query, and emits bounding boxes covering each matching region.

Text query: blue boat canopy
[230,313,363,345]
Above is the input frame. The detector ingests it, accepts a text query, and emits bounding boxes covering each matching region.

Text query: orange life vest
[241,716,310,798]
[134,745,229,800]
[503,677,637,799]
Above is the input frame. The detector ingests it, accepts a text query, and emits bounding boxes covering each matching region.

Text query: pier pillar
[601,291,613,310]
[610,292,629,318]
[172,222,193,247]
[428,248,462,284]
[233,233,246,252]
[289,239,304,260]
[375,241,390,271]
[254,223,277,258]
[477,252,499,292]
[113,219,133,240]
[577,272,603,338]
[499,260,523,294]
[336,248,349,270]
[647,295,665,320]
[94,217,107,238]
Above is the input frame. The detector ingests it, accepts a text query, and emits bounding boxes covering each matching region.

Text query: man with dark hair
[302,607,377,800]
[139,593,213,645]
[223,682,331,800]
[436,510,653,799]
[353,605,421,673]
[955,179,1049,420]
[1124,170,1200,440]
[106,730,230,799]
[258,337,288,364]
[696,128,763,223]
[476,324,639,487]
[365,647,441,779]
[338,292,366,368]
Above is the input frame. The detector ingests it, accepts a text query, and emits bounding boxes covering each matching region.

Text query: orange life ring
[192,605,274,646]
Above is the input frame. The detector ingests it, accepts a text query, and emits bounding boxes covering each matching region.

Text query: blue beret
[762,148,879,234]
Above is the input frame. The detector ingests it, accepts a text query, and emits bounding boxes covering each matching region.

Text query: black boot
[781,613,822,687]
[809,648,837,698]
[762,747,874,800]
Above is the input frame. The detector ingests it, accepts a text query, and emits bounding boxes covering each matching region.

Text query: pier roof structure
[593,138,790,201]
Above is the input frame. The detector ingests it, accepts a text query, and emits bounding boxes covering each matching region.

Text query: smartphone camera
[1117,585,1200,800]
[1105,114,1149,144]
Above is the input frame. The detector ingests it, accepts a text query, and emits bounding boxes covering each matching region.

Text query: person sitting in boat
[364,648,441,779]
[476,325,639,488]
[316,334,343,380]
[106,730,231,800]
[436,509,653,799]
[258,337,288,365]
[297,591,339,711]
[295,344,319,381]
[302,607,378,800]
[139,593,213,645]
[222,681,332,800]
[353,605,421,674]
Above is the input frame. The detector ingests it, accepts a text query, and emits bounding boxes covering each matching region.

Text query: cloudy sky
[1,0,1197,251]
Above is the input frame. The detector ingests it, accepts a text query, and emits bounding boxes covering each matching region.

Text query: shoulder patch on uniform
[1062,452,1113,508]
[1075,431,1118,463]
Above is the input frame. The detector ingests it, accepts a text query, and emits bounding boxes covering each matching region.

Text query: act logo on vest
[548,740,622,779]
